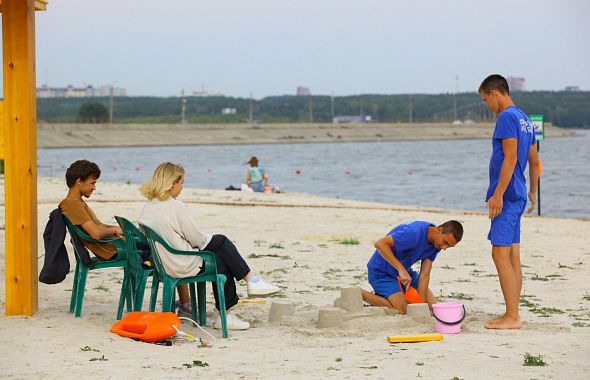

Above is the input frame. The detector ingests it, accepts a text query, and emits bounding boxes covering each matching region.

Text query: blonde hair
[139,162,185,201]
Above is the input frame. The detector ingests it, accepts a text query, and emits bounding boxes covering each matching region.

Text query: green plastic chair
[114,216,156,312]
[139,222,229,338]
[64,216,130,319]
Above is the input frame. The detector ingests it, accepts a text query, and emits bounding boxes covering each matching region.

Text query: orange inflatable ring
[110,311,180,343]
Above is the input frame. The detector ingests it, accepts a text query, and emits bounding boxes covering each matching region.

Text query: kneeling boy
[361,220,463,314]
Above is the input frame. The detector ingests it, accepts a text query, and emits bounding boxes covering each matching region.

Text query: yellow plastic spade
[387,333,444,343]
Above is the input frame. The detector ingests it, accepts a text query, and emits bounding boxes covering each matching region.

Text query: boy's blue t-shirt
[486,106,536,202]
[367,221,440,276]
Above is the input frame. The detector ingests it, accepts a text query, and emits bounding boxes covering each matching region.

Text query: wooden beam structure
[0,0,47,12]
[2,0,40,316]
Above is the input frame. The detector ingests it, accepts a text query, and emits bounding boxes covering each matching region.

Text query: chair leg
[116,271,130,320]
[69,261,81,313]
[149,276,159,312]
[134,273,149,311]
[162,283,173,312]
[74,267,89,318]
[125,273,133,313]
[216,275,228,338]
[189,283,197,325]
[197,282,207,326]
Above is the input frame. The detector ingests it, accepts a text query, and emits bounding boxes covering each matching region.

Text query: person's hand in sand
[360,220,463,315]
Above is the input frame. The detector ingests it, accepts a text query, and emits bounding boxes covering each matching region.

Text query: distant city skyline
[2,0,588,98]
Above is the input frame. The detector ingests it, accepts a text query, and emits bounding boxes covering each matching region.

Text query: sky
[3,0,589,98]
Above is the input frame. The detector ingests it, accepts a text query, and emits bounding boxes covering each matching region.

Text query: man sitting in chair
[59,160,123,260]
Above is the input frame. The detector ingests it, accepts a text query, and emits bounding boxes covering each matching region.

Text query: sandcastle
[266,286,432,330]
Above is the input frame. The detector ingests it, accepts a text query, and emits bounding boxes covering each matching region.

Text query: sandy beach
[1,177,589,379]
[37,122,574,148]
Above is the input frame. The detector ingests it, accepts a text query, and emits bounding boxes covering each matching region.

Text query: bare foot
[486,315,504,324]
[484,315,522,329]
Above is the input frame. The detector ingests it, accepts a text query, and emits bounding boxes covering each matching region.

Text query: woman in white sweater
[139,162,279,330]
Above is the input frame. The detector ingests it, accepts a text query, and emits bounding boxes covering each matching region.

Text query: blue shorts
[488,198,526,246]
[368,267,419,299]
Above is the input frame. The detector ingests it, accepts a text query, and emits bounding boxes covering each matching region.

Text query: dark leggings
[203,234,251,310]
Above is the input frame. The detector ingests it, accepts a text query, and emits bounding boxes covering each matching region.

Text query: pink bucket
[432,302,466,334]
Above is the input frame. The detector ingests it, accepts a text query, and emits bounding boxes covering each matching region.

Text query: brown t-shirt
[59,197,117,260]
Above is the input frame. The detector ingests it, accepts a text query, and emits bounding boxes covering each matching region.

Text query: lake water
[38,129,590,219]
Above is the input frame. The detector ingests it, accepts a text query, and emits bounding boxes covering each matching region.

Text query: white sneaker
[214,312,250,330]
[247,279,280,297]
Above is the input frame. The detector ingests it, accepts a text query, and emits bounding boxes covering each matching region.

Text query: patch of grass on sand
[519,297,536,308]
[80,346,99,352]
[262,268,288,275]
[316,285,340,291]
[89,355,108,362]
[545,274,563,278]
[582,293,590,301]
[269,243,284,249]
[248,253,291,260]
[322,268,342,278]
[335,357,343,362]
[253,239,266,247]
[440,264,455,270]
[558,262,574,269]
[94,283,109,292]
[448,292,473,300]
[531,274,549,281]
[572,322,590,328]
[338,238,360,245]
[183,360,209,368]
[463,262,477,266]
[523,353,547,366]
[528,306,564,317]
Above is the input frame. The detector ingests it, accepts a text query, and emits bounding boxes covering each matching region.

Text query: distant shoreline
[38,122,575,148]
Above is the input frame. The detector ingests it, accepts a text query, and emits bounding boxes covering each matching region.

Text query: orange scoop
[397,276,424,304]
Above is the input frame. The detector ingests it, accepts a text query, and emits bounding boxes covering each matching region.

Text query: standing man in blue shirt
[479,74,540,330]
[361,220,463,315]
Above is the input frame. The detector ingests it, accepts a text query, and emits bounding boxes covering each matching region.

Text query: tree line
[37,91,590,128]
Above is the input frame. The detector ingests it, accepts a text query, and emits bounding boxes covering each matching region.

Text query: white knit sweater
[140,198,211,278]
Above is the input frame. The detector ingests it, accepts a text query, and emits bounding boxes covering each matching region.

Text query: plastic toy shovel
[397,276,424,304]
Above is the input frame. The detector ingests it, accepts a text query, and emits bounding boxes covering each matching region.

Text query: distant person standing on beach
[246,156,269,192]
[479,74,540,330]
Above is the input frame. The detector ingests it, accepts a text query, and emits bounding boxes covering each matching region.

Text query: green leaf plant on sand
[338,238,360,245]
[523,353,547,367]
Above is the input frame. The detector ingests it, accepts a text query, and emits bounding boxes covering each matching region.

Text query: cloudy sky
[6,0,588,97]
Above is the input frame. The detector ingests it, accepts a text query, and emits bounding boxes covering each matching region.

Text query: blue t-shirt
[367,221,440,276]
[486,106,536,202]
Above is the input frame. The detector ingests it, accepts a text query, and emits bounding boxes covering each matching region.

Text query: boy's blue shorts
[368,267,419,299]
[488,198,527,247]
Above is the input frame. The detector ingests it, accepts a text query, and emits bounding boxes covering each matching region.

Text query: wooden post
[0,101,4,174]
[3,0,38,316]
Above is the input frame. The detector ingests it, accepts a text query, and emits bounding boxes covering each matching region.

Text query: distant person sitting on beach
[361,220,463,315]
[245,156,269,192]
[479,74,539,330]
[139,162,280,330]
[59,160,123,261]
